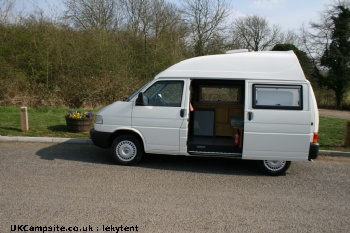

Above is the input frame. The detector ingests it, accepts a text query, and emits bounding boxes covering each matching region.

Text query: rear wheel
[110,135,143,165]
[257,160,291,176]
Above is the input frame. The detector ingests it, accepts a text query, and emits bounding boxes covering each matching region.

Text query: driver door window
[143,81,184,107]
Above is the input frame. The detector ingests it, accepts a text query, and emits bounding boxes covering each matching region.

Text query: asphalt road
[319,108,350,120]
[1,142,350,233]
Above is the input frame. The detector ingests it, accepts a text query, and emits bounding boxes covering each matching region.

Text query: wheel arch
[109,128,145,151]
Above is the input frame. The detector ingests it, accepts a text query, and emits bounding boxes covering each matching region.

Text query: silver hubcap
[263,160,286,171]
[116,140,137,162]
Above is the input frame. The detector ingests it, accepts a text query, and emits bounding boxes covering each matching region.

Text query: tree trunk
[335,89,343,109]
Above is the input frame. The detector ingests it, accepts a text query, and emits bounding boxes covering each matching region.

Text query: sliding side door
[242,81,312,161]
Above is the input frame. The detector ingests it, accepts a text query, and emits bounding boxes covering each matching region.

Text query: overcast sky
[231,0,330,30]
[15,0,332,31]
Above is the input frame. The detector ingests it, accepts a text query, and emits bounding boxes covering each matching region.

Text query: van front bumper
[308,142,319,160]
[90,128,111,148]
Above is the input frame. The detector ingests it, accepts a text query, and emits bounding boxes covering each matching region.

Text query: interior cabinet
[194,102,243,136]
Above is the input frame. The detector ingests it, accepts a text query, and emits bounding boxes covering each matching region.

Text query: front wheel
[110,135,143,165]
[257,160,291,176]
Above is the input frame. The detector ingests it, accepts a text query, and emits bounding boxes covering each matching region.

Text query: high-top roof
[155,51,306,82]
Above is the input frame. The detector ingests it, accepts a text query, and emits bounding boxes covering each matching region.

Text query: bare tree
[231,15,281,51]
[119,0,183,39]
[0,0,15,23]
[151,0,182,38]
[119,0,153,37]
[180,0,231,56]
[64,0,119,31]
[149,1,185,55]
[118,0,185,77]
[278,29,302,47]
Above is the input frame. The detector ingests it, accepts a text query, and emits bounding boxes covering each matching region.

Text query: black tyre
[257,160,291,176]
[110,135,143,165]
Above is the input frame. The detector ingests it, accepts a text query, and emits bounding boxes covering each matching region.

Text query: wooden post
[345,121,350,147]
[20,107,29,132]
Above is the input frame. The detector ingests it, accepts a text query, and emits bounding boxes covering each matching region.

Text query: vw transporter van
[90,50,319,175]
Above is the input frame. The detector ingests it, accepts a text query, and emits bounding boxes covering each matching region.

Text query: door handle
[248,112,253,121]
[180,109,185,117]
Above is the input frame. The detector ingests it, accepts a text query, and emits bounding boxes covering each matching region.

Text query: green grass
[0,106,349,151]
[318,116,348,151]
[0,107,94,138]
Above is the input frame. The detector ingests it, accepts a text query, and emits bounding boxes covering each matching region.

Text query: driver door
[132,80,188,155]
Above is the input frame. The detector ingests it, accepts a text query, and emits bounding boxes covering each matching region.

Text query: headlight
[94,115,103,124]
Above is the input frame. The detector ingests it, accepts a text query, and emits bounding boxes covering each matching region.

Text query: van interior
[188,79,245,157]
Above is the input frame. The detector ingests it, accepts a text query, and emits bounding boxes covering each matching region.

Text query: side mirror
[136,92,144,106]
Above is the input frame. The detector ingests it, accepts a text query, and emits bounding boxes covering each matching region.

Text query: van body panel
[242,150,309,161]
[309,86,320,134]
[97,101,133,132]
[180,119,189,155]
[156,51,306,81]
[131,79,189,155]
[131,106,184,153]
[243,111,312,134]
[243,81,312,161]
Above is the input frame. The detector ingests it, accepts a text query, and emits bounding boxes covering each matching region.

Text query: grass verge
[0,106,349,151]
[0,107,94,138]
[318,116,348,151]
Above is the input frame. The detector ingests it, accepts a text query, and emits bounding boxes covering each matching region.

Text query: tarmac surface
[1,142,350,233]
[319,108,350,120]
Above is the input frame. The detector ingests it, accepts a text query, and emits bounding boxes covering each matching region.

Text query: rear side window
[253,84,303,110]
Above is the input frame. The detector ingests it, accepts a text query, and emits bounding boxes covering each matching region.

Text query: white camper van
[90,50,319,175]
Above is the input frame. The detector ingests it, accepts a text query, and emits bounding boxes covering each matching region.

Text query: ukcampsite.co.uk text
[10,224,139,233]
